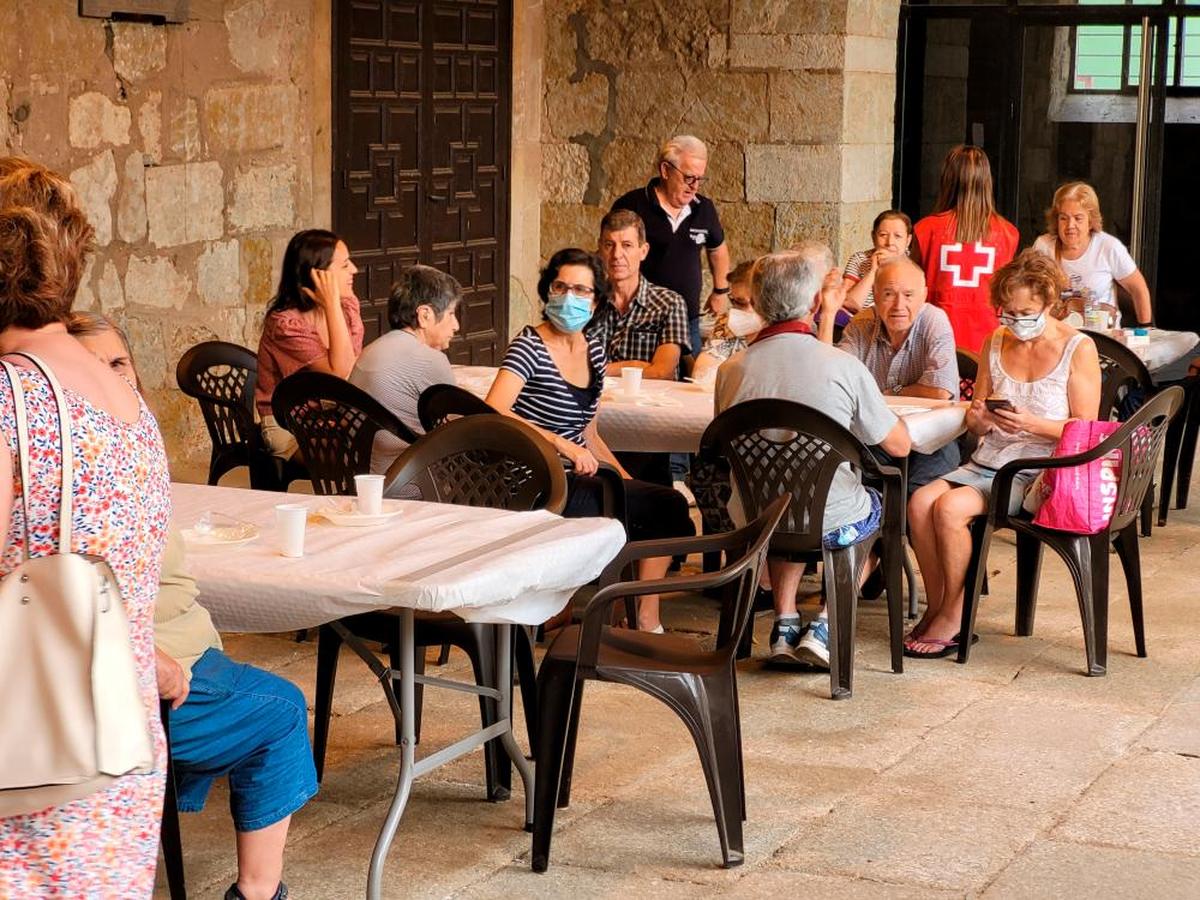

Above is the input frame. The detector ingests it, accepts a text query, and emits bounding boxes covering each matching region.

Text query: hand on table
[155,647,189,710]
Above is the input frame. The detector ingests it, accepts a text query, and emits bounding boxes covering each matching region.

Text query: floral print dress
[0,363,171,898]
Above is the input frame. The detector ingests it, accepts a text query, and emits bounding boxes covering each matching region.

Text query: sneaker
[768,620,806,664]
[796,618,830,669]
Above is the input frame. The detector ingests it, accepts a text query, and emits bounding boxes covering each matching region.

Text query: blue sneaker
[768,619,806,664]
[797,618,830,669]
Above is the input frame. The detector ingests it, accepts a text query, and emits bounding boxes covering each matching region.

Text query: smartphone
[985,397,1015,413]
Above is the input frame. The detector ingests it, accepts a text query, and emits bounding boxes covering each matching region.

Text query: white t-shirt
[1033,232,1137,305]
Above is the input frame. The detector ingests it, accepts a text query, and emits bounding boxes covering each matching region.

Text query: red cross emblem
[939,242,996,288]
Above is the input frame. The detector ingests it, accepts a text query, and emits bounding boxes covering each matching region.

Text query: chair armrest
[596,531,756,587]
[988,437,1125,526]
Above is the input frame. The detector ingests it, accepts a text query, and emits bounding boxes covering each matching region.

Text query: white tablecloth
[453,365,966,455]
[1129,329,1199,375]
[172,483,626,631]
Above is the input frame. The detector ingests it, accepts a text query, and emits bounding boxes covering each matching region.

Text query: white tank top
[973,329,1088,470]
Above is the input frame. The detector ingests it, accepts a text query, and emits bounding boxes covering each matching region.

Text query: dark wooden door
[333,0,511,364]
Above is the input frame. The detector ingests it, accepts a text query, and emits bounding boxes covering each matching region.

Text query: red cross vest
[914,210,1019,354]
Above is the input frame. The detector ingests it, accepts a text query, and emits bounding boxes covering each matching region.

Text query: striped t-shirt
[500,326,605,445]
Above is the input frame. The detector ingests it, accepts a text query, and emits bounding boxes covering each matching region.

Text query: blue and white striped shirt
[499,326,605,446]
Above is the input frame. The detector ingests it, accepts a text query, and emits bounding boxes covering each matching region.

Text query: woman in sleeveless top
[905,251,1101,660]
[0,176,171,896]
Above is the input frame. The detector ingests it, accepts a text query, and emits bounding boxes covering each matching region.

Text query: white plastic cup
[621,367,643,396]
[354,474,385,516]
[275,504,308,558]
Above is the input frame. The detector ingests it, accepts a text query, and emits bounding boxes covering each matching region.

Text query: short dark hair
[537,248,611,311]
[599,209,646,245]
[388,265,462,329]
[872,209,912,235]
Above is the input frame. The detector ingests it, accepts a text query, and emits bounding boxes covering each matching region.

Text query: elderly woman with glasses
[486,247,694,633]
[905,250,1101,660]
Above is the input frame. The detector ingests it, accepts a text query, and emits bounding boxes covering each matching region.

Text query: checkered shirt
[586,276,691,364]
[837,304,959,398]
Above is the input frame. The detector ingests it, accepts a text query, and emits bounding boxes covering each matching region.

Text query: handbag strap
[1,352,75,554]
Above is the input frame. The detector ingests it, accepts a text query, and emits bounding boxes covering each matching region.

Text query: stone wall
[0,0,327,480]
[539,0,900,289]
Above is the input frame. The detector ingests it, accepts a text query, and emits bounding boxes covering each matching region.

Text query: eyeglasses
[549,280,596,298]
[664,159,707,189]
[997,313,1041,326]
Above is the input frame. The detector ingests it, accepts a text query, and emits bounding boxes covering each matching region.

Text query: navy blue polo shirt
[610,178,725,321]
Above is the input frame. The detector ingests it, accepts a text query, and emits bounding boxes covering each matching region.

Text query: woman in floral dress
[0,169,171,897]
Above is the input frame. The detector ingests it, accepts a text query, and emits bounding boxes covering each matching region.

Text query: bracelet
[712,286,730,294]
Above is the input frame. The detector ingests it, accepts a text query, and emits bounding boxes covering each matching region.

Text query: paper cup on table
[354,474,385,515]
[274,504,307,558]
[621,367,643,396]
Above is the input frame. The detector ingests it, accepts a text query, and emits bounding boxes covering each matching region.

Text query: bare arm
[302,268,356,378]
[627,342,682,380]
[704,243,732,314]
[583,419,629,477]
[878,418,912,457]
[485,368,600,474]
[1118,268,1153,324]
[895,383,954,401]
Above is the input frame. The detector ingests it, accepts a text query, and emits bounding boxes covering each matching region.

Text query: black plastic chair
[699,399,907,699]
[1158,375,1200,525]
[531,496,788,873]
[175,341,304,491]
[956,348,979,403]
[958,387,1184,675]
[1087,330,1159,537]
[417,382,497,432]
[159,698,186,900]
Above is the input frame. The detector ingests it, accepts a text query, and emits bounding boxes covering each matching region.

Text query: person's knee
[908,483,939,524]
[932,489,978,531]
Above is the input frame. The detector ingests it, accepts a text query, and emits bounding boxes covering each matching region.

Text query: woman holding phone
[255,229,364,458]
[905,250,1101,660]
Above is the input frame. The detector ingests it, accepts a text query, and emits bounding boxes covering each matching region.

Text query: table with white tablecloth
[452,365,967,456]
[1088,328,1200,379]
[172,482,625,899]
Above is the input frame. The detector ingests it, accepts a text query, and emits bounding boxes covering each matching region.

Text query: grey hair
[875,255,924,285]
[789,239,835,271]
[387,264,462,330]
[658,135,708,168]
[751,250,825,324]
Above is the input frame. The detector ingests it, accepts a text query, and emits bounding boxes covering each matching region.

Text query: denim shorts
[168,648,318,832]
[822,487,883,550]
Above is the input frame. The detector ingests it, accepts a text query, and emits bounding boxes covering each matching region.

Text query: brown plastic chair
[417,382,496,431]
[699,398,908,699]
[958,386,1184,675]
[175,340,305,491]
[531,496,789,873]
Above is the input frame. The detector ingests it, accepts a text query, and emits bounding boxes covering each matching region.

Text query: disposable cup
[621,367,643,396]
[354,474,385,516]
[275,504,307,558]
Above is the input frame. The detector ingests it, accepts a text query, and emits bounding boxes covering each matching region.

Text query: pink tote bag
[1030,419,1123,534]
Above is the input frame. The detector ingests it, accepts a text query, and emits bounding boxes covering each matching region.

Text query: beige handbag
[0,353,153,818]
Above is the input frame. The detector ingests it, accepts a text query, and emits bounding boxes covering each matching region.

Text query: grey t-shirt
[714,332,899,532]
[349,329,456,474]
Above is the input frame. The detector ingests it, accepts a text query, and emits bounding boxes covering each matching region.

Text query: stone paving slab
[981,840,1200,899]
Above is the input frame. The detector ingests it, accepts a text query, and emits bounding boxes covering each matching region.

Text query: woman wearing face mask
[841,209,913,315]
[487,248,694,632]
[691,260,761,382]
[905,250,1101,660]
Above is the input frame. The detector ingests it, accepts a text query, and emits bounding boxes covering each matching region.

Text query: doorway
[332,0,512,364]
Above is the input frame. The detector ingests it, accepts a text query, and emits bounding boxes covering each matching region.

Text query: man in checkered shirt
[588,209,691,380]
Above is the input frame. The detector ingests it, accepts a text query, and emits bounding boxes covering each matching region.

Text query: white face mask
[1002,311,1048,342]
[726,307,765,338]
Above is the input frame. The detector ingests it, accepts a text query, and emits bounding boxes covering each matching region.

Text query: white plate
[181,524,260,546]
[317,498,405,527]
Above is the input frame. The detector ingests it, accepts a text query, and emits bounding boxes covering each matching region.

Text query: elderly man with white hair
[715,247,911,668]
[611,134,730,358]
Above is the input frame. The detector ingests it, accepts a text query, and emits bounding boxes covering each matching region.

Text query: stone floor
[156,478,1200,899]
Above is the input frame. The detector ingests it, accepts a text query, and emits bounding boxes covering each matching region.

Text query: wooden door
[333,0,511,363]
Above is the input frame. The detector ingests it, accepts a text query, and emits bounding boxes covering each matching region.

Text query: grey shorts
[941,461,1039,516]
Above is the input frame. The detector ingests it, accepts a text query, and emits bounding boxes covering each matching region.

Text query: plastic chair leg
[1112,522,1147,658]
[903,548,919,621]
[461,629,510,801]
[530,659,579,874]
[684,672,745,868]
[823,546,862,700]
[1014,532,1045,637]
[1176,389,1200,509]
[312,623,343,782]
[159,699,186,900]
[1159,405,1185,526]
[1140,489,1154,538]
[514,625,539,757]
[886,542,906,674]
[556,681,585,809]
[957,519,992,665]
[1070,534,1111,677]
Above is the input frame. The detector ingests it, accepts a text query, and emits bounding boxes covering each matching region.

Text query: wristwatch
[712,286,730,294]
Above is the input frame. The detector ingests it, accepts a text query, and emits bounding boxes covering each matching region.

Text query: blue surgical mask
[1001,311,1047,342]
[545,292,593,333]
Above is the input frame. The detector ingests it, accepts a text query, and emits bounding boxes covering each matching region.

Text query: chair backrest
[271,371,417,496]
[956,348,979,402]
[1105,386,1184,532]
[417,383,496,432]
[175,341,261,459]
[1085,330,1154,421]
[383,414,568,513]
[699,398,884,555]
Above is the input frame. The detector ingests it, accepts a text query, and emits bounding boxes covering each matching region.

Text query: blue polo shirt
[610,178,725,321]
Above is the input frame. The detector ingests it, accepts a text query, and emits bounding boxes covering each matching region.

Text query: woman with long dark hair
[255,229,364,458]
[913,146,1019,353]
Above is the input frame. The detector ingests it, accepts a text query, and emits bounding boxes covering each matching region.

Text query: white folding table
[172,483,626,900]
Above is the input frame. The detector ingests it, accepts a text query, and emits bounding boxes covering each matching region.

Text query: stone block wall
[539,0,901,292]
[0,0,326,480]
